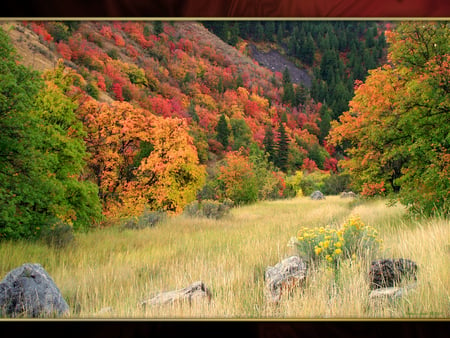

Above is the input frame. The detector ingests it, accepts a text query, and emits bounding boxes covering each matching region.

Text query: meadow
[0,196,448,319]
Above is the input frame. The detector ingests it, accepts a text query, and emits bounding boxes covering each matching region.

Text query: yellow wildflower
[314,246,322,255]
[323,240,330,249]
[334,241,342,248]
[334,248,342,255]
[326,255,332,262]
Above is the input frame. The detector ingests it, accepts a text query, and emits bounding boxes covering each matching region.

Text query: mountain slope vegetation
[1,20,448,240]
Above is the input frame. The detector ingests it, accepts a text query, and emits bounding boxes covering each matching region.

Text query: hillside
[1,20,341,232]
[3,20,447,240]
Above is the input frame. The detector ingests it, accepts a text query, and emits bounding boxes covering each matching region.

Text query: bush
[322,173,352,195]
[300,171,330,196]
[40,220,75,249]
[46,22,70,42]
[107,48,119,60]
[290,214,382,268]
[184,199,233,219]
[85,81,100,99]
[284,171,304,198]
[122,209,166,230]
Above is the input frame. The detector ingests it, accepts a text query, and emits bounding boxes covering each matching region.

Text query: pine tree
[216,114,230,149]
[276,122,289,172]
[282,67,295,106]
[265,21,275,42]
[263,126,276,163]
[153,21,164,35]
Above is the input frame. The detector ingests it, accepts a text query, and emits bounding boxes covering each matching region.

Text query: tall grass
[0,196,448,318]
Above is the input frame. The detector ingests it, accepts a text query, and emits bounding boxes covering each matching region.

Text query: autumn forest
[1,20,449,241]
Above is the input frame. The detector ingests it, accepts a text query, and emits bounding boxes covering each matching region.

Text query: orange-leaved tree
[78,99,205,219]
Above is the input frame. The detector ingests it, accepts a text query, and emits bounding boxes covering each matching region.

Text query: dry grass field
[0,196,448,319]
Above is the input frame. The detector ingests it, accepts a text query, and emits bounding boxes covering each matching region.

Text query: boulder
[310,191,325,200]
[141,281,212,307]
[369,258,418,289]
[264,256,308,304]
[340,191,357,198]
[0,263,69,318]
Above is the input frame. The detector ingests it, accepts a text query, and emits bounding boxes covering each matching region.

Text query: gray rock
[310,191,325,200]
[141,281,212,307]
[265,256,308,304]
[340,191,357,198]
[0,263,69,318]
[369,283,417,301]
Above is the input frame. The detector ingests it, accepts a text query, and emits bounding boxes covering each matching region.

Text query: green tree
[153,21,164,35]
[230,118,252,151]
[216,114,230,149]
[282,67,295,106]
[36,63,103,230]
[0,29,102,240]
[329,22,450,216]
[263,125,276,163]
[275,122,289,172]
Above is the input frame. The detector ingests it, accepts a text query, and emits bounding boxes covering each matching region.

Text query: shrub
[122,209,166,230]
[107,48,119,60]
[340,215,381,259]
[184,199,233,219]
[290,214,382,269]
[322,173,351,195]
[85,81,100,99]
[284,171,304,198]
[40,220,75,249]
[300,171,330,196]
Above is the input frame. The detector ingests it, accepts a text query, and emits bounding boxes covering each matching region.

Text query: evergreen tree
[230,118,253,151]
[188,101,199,123]
[318,104,332,143]
[255,22,264,41]
[302,33,316,66]
[263,126,276,163]
[294,84,309,106]
[265,21,275,42]
[235,73,244,88]
[153,21,164,35]
[275,122,289,172]
[228,22,239,46]
[282,67,295,106]
[216,114,230,149]
[276,23,284,43]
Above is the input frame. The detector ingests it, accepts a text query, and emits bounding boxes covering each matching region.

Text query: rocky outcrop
[264,256,308,304]
[141,281,212,307]
[0,263,69,317]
